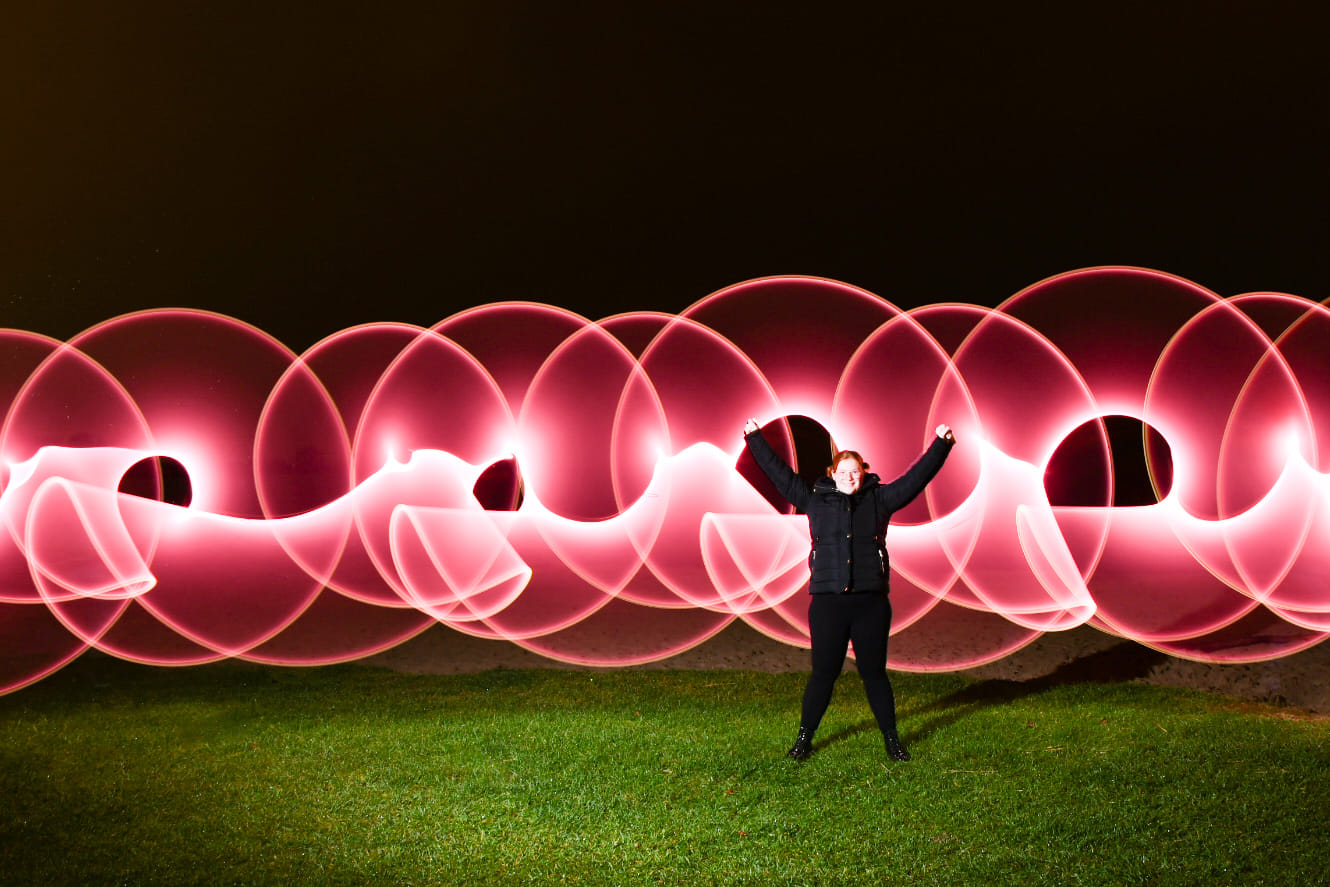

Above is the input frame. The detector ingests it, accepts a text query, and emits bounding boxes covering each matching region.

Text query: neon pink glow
[2,269,1328,693]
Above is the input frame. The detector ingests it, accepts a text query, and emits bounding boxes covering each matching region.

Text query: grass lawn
[1,654,1326,886]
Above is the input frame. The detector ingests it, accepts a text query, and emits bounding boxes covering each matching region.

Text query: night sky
[3,2,1326,352]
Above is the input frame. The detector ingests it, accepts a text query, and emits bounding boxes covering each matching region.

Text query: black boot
[885,732,911,762]
[786,726,814,761]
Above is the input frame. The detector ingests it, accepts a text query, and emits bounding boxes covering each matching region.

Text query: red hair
[826,450,869,477]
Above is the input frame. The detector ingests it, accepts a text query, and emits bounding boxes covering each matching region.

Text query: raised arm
[742,418,811,510]
[877,424,956,513]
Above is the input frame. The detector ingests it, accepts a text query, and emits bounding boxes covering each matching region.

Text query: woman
[742,418,955,762]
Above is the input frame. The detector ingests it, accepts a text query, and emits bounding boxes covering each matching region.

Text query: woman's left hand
[936,424,955,442]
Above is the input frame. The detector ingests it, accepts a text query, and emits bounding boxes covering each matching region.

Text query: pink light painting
[1,267,1327,694]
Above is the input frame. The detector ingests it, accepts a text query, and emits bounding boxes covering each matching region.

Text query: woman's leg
[800,594,853,734]
[849,593,899,739]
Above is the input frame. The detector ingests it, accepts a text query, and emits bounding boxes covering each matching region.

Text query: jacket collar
[813,473,881,496]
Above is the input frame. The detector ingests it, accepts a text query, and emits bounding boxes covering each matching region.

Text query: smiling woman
[829,451,866,494]
[743,416,956,762]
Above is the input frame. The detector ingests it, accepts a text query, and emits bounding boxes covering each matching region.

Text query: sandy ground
[366,619,1330,717]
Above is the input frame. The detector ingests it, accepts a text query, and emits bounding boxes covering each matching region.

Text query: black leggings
[800,592,899,738]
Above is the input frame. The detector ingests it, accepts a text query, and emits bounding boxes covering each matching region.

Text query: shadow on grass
[777,643,1168,756]
[899,640,1169,746]
[812,720,880,753]
[808,642,1170,753]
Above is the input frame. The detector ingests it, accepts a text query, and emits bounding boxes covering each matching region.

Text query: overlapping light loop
[2,267,1327,693]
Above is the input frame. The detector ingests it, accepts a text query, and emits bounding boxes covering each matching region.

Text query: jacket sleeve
[744,429,811,511]
[877,435,954,513]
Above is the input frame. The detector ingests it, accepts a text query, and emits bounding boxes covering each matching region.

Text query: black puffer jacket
[744,429,954,594]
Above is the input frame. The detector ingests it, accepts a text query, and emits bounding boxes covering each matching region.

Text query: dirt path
[366,620,1330,716]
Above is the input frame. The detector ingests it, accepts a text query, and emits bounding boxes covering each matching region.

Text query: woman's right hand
[743,418,759,435]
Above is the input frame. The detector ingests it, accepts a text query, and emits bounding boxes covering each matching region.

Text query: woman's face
[832,457,863,494]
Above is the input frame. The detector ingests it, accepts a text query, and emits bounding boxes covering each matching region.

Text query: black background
[3,1,1325,352]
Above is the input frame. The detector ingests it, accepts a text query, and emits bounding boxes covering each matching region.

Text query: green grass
[1,656,1326,886]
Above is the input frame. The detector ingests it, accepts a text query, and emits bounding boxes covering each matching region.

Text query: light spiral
[2,267,1327,693]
